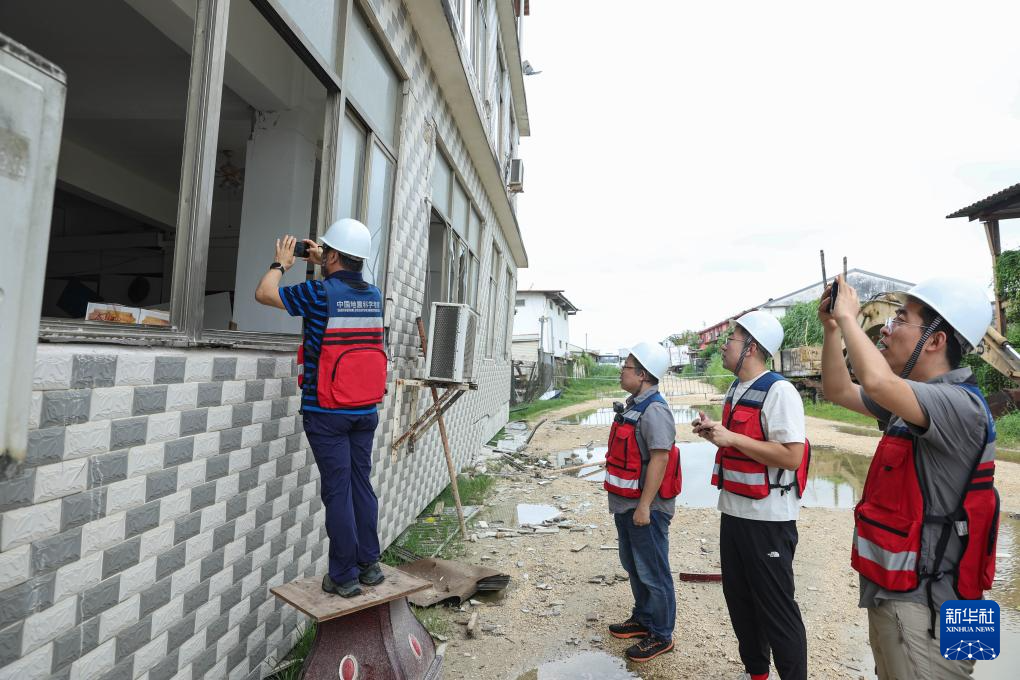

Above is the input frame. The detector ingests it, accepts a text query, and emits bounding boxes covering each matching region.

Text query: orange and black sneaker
[625,636,674,663]
[608,618,649,639]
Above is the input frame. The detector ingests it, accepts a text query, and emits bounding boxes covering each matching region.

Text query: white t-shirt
[716,371,807,522]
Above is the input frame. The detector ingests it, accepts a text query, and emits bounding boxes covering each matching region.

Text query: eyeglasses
[620,365,639,372]
[883,317,927,334]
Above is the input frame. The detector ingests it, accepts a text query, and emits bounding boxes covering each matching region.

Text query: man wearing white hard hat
[820,276,999,679]
[255,219,387,598]
[603,341,681,663]
[692,311,809,680]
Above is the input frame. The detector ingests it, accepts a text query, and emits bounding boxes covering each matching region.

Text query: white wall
[512,292,570,358]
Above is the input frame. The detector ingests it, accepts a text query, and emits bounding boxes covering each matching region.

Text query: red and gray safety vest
[604,392,682,499]
[711,371,810,499]
[851,383,999,612]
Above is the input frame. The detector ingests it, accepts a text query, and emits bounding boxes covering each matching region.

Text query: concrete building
[511,289,579,362]
[0,1,531,678]
[697,269,913,347]
[756,268,914,320]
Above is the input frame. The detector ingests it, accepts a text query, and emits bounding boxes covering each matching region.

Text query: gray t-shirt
[857,367,991,610]
[607,386,678,517]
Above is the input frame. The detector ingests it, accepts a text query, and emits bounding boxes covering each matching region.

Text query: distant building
[757,268,914,319]
[698,269,913,347]
[512,289,580,361]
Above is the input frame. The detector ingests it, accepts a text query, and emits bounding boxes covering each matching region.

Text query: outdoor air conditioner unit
[508,158,524,193]
[425,303,478,383]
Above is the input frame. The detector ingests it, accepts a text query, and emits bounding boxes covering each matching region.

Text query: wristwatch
[269,262,285,272]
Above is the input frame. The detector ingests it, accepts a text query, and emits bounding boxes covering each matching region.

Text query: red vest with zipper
[711,372,810,499]
[850,383,999,600]
[603,392,682,499]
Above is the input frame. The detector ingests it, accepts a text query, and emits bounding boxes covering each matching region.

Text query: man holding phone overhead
[820,275,998,679]
[255,219,388,599]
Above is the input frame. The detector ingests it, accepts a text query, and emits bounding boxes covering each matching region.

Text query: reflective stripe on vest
[853,532,918,573]
[604,392,682,500]
[851,382,999,601]
[711,372,780,499]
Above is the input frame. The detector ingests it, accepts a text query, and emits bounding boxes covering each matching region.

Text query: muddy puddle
[514,650,638,680]
[558,405,705,427]
[975,516,1020,678]
[483,503,561,528]
[552,442,871,509]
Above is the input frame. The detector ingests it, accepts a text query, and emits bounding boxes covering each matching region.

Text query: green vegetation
[381,473,496,566]
[411,604,452,638]
[780,300,824,349]
[510,364,624,421]
[802,400,878,427]
[426,474,495,513]
[266,624,316,680]
[704,355,733,392]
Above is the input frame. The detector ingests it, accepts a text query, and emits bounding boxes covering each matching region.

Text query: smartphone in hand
[828,279,839,313]
[293,241,309,258]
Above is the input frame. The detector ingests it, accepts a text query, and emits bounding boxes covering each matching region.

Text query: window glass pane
[458,240,469,305]
[210,0,328,333]
[468,208,482,254]
[364,143,394,289]
[424,216,447,331]
[451,181,468,240]
[337,114,368,220]
[343,7,401,148]
[446,231,458,303]
[278,0,340,68]
[468,255,479,308]
[0,0,197,324]
[432,152,452,217]
[486,279,497,357]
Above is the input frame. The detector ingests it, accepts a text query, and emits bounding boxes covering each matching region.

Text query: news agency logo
[940,600,1000,661]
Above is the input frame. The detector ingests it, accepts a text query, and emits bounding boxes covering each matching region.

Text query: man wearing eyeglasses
[820,276,997,680]
[692,311,808,680]
[604,342,679,663]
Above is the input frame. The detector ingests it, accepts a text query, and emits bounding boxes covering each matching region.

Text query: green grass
[486,427,506,446]
[380,474,496,566]
[995,411,1020,457]
[426,474,495,512]
[266,623,316,680]
[411,604,452,637]
[509,366,624,422]
[803,400,879,427]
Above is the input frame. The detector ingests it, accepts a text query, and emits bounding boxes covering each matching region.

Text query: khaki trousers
[868,600,974,679]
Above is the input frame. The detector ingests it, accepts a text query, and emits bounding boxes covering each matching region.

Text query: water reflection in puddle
[558,406,705,427]
[975,517,1020,679]
[515,651,638,680]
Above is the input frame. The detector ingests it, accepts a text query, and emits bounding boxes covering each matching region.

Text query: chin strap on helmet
[900,315,944,379]
[733,335,754,377]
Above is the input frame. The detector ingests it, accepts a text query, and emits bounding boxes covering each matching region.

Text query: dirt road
[435,395,1020,680]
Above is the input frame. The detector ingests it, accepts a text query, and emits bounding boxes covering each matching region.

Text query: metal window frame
[38,0,344,352]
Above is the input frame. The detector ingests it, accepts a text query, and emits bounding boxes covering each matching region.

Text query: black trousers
[720,513,808,680]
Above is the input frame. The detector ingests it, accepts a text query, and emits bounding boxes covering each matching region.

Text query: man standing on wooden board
[255,218,388,598]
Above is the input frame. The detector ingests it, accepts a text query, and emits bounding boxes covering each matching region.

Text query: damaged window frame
[36,0,354,353]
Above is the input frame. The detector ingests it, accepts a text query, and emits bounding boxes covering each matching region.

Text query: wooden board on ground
[271,564,430,623]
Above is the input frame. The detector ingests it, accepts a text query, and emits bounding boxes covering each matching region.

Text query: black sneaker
[608,618,649,639]
[358,562,385,586]
[625,636,674,663]
[322,574,362,598]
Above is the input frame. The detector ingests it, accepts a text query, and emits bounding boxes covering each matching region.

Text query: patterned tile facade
[1,1,524,678]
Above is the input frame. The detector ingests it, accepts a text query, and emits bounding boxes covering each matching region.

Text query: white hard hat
[906,277,992,351]
[321,218,371,260]
[733,310,784,358]
[629,341,670,381]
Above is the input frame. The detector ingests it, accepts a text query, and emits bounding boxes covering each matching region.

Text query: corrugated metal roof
[946,181,1020,220]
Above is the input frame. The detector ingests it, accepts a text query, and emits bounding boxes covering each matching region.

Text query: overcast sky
[514,0,1020,353]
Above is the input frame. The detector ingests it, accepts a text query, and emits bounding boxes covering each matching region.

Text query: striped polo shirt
[279,270,381,415]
